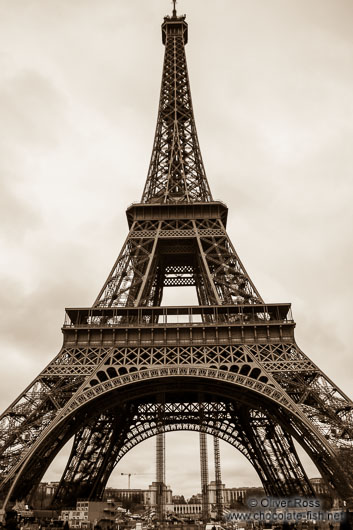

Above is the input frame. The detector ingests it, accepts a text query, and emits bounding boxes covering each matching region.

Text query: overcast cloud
[0,0,352,497]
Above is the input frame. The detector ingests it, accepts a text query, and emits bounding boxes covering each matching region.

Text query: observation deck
[62,303,295,347]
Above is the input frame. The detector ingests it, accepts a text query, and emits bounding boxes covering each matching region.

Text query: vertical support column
[193,220,222,305]
[213,436,223,521]
[199,431,209,522]
[156,432,165,521]
[156,395,166,522]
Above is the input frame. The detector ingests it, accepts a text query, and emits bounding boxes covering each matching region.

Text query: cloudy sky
[0,0,352,497]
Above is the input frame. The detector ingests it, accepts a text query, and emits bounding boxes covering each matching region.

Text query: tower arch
[0,4,353,516]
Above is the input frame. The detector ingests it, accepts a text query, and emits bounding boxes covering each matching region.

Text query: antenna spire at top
[172,0,177,17]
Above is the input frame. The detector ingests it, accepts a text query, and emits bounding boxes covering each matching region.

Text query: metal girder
[141,13,212,204]
[51,403,139,506]
[94,218,261,308]
[199,430,209,522]
[213,436,223,519]
[46,396,314,509]
[1,5,353,518]
[1,325,353,508]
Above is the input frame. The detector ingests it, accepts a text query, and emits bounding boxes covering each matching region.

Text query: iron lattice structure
[1,7,353,517]
[213,436,223,520]
[199,431,209,521]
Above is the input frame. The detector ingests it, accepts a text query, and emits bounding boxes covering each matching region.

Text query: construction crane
[120,472,153,489]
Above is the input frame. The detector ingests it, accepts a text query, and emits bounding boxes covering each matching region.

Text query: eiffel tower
[1,3,353,517]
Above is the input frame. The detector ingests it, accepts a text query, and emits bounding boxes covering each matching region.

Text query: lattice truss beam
[199,430,209,521]
[94,218,261,308]
[141,17,212,203]
[50,396,313,508]
[1,6,353,516]
[213,435,223,519]
[1,338,352,505]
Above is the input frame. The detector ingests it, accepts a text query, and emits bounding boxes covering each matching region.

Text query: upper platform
[126,201,228,228]
[162,13,188,44]
[64,303,293,328]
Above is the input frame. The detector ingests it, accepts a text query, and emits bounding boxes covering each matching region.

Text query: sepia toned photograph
[0,1,352,528]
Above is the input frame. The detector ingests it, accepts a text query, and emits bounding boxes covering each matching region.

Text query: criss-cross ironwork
[141,12,212,204]
[0,5,353,520]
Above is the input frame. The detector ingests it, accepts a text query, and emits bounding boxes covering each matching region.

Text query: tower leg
[51,404,138,507]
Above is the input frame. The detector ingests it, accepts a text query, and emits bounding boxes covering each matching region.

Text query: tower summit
[172,0,177,18]
[0,5,353,516]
